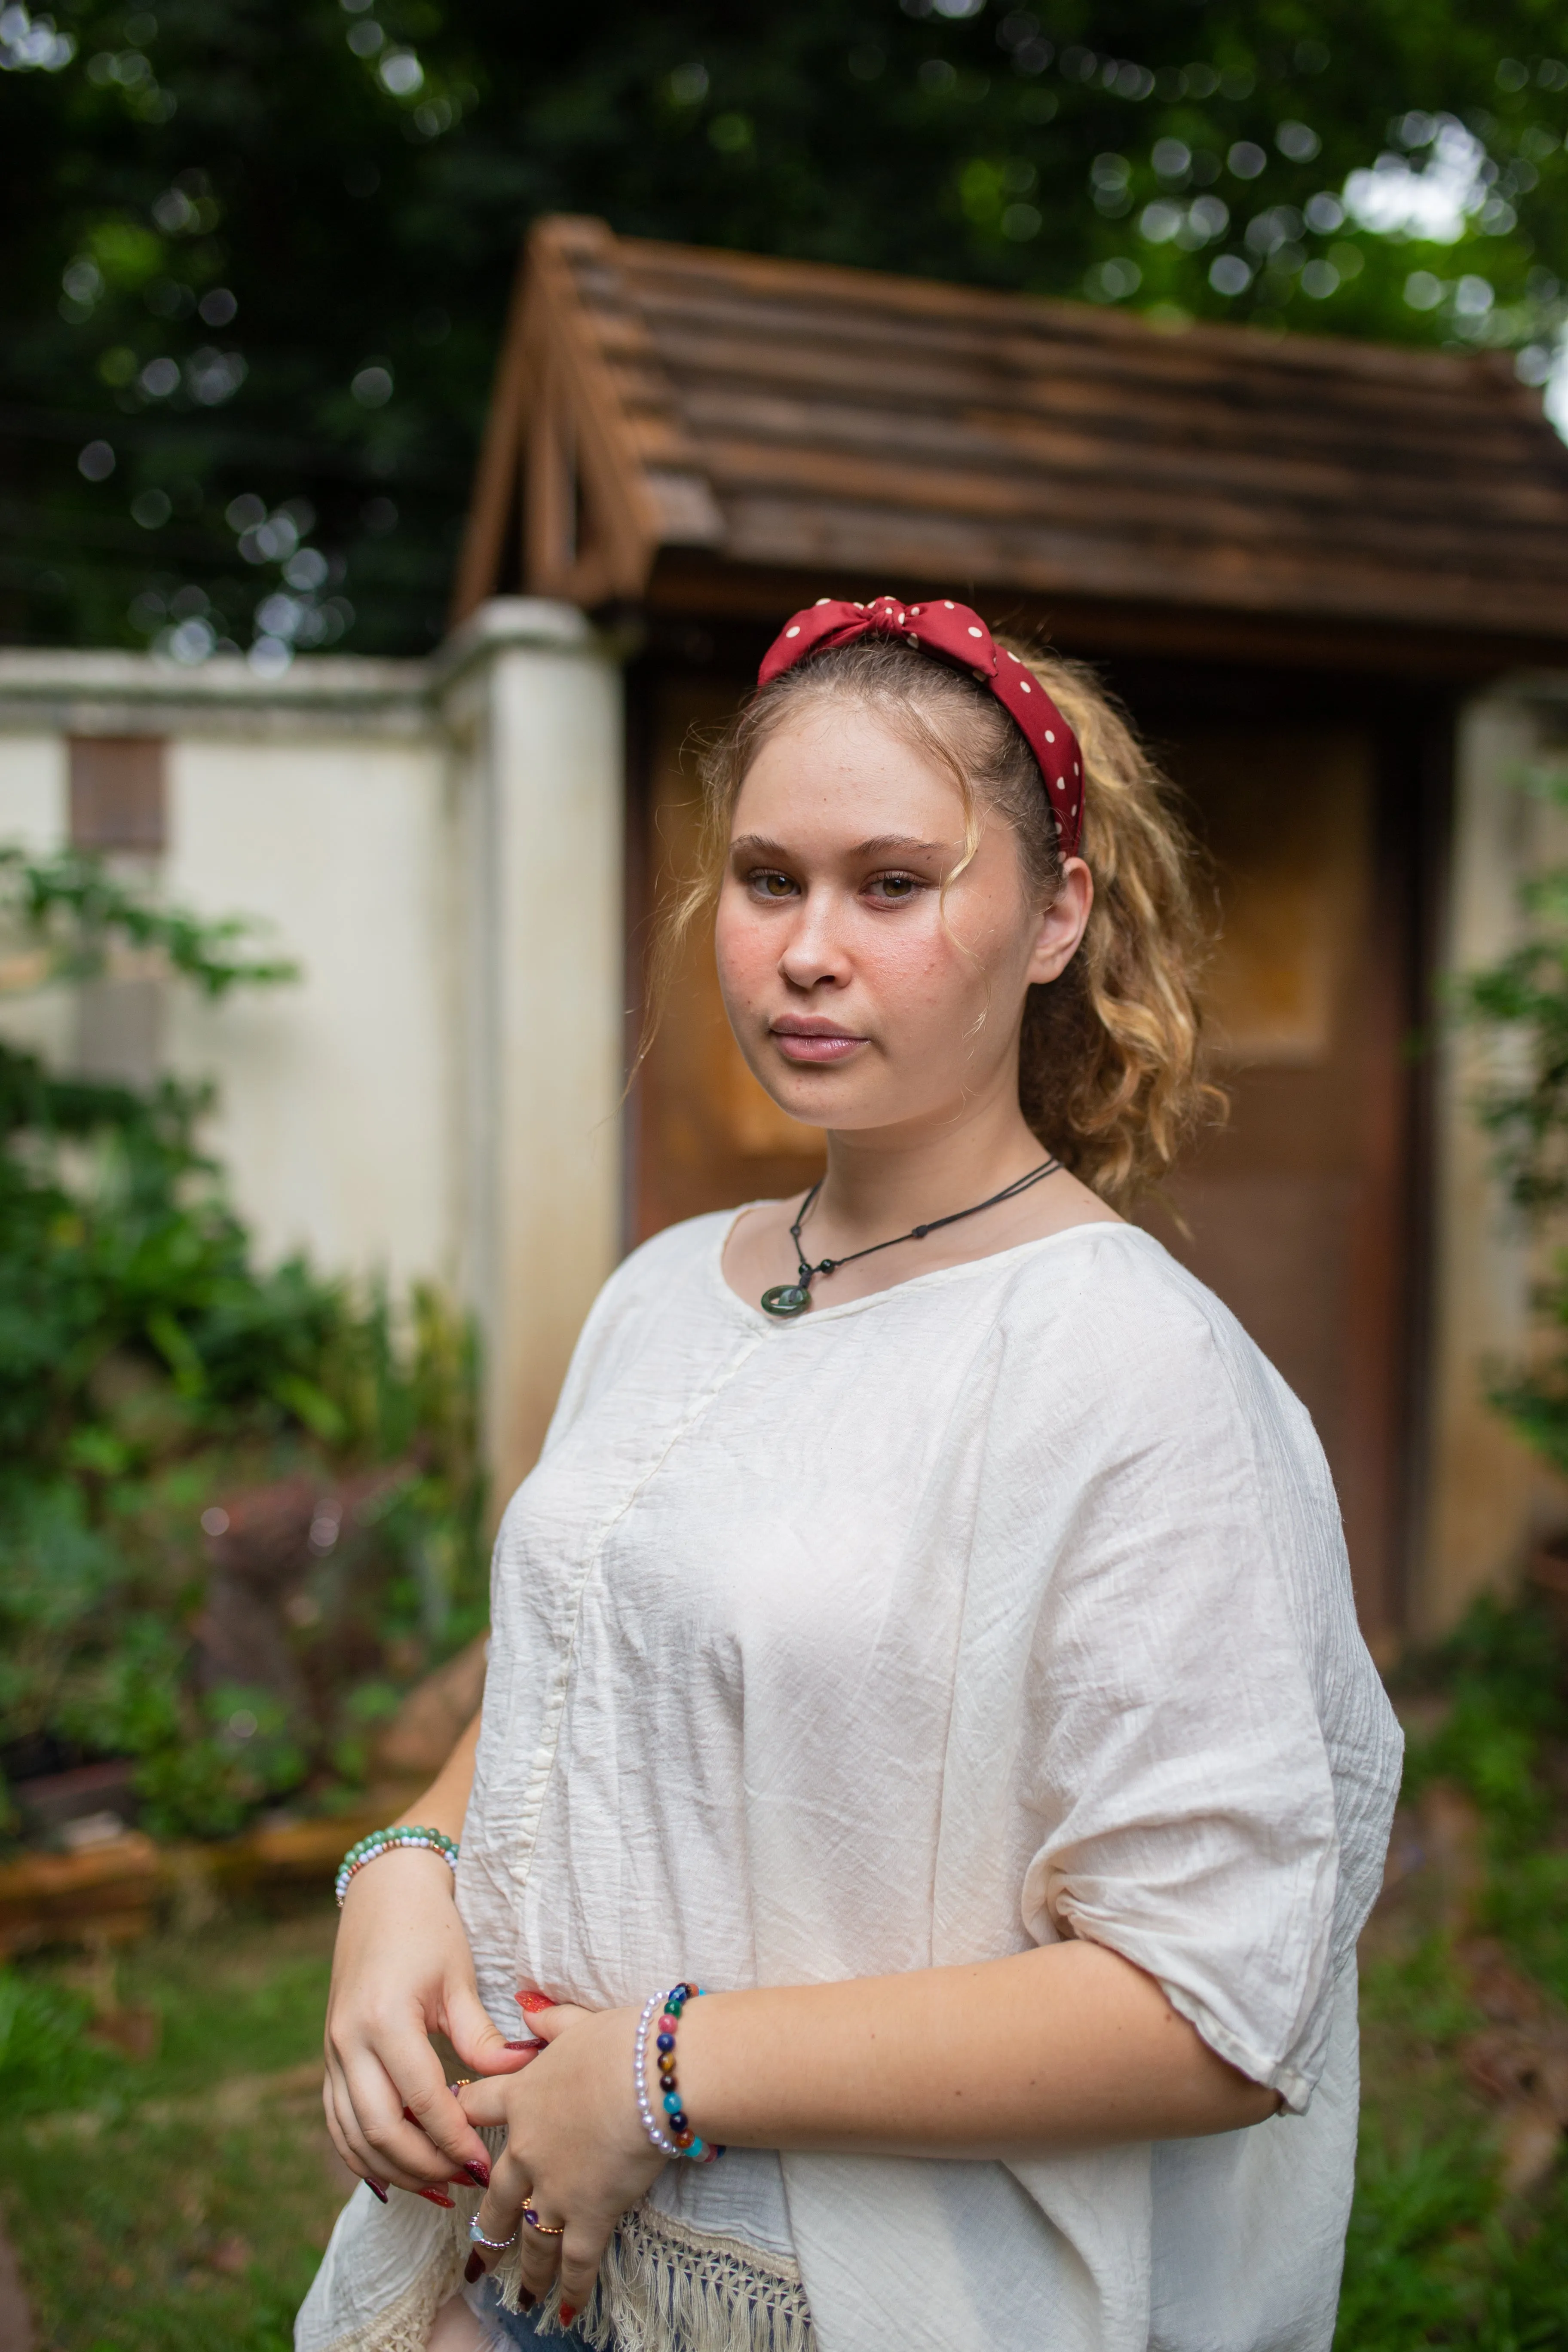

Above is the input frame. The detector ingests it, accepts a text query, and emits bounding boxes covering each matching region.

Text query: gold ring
[522,2201,565,2237]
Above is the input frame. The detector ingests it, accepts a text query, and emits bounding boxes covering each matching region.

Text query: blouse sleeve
[1014,1292,1372,2115]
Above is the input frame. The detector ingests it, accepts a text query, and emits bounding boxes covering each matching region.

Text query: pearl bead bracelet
[634,1981,724,2163]
[335,1824,460,1907]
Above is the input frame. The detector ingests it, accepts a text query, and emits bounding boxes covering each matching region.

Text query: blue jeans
[476,2280,580,2344]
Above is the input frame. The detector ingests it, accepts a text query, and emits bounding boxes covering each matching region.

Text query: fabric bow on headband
[758,594,1084,860]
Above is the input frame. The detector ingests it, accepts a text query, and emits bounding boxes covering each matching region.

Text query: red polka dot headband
[757,594,1084,859]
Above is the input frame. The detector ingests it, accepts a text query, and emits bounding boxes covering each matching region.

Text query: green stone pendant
[761,1283,812,1318]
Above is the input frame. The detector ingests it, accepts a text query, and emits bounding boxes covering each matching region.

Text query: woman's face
[714,700,1091,1140]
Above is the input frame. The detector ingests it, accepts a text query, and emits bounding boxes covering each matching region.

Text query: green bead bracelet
[335,1824,460,1907]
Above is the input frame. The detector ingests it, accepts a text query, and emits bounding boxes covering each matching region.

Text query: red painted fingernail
[366,2177,389,2204]
[464,2250,487,2284]
[517,1990,554,2014]
[559,2306,577,2328]
[463,2159,490,2188]
[416,2188,456,2207]
[449,2174,473,2186]
[503,2039,536,2050]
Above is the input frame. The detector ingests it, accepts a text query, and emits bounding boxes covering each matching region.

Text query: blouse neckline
[710,1205,1148,1331]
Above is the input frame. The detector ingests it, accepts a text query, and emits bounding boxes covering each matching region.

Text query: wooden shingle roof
[454,214,1568,663]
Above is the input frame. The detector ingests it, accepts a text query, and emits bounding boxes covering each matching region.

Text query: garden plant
[0,847,487,1847]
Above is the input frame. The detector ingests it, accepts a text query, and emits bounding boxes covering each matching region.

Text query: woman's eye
[748,870,797,899]
[867,874,920,903]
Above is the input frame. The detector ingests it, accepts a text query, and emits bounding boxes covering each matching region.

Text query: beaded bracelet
[634,1981,724,2163]
[335,1824,459,1908]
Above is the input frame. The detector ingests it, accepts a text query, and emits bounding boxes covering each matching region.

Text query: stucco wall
[163,728,458,1294]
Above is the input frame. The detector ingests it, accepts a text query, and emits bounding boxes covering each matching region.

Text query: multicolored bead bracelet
[335,1824,459,1908]
[634,1981,724,2163]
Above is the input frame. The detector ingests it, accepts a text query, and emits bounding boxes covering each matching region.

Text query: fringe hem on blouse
[298,2185,814,2352]
[491,2203,816,2352]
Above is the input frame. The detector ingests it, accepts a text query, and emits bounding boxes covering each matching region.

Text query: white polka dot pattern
[756,592,1084,858]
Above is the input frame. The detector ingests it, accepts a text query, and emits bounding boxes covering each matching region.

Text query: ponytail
[1005,645,1225,1202]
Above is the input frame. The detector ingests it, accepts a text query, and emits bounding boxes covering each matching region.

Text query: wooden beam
[642,548,1568,680]
[450,245,535,626]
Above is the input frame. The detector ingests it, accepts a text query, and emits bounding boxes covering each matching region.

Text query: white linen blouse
[297,1212,1401,2352]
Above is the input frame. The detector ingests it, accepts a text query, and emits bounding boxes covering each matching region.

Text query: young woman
[298,596,1402,2352]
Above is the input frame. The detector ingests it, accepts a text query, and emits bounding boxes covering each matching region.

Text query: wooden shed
[455,214,1568,1645]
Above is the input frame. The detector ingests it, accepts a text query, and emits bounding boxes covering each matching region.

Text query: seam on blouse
[505,1331,768,1898]
[925,1318,1011,1966]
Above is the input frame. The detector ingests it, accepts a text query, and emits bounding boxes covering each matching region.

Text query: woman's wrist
[336,1822,459,1908]
[337,1838,465,1919]
[633,1983,724,2163]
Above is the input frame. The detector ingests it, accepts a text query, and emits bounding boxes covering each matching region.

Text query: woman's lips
[771,1028,865,1063]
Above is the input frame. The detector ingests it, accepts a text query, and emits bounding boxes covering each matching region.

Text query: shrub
[0,850,485,1842]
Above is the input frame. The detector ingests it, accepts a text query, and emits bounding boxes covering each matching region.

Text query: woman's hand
[459,2001,666,2322]
[323,1845,536,2198]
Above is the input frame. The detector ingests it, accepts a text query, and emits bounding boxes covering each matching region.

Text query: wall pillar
[439,600,625,1517]
[1421,679,1568,1635]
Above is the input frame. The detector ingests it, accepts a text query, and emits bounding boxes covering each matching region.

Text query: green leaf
[266,1372,347,1444]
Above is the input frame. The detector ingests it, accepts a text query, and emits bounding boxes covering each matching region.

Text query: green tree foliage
[2,0,1566,658]
[0,854,487,1841]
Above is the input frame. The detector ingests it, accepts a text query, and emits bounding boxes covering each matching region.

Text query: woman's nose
[776,893,851,990]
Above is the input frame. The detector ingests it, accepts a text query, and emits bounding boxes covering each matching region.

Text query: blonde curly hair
[647,632,1225,1207]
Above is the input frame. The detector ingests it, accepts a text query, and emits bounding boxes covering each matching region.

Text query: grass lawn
[2,1598,1565,2350]
[0,1899,353,2352]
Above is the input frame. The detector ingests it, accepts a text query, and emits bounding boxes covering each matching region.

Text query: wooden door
[1146,723,1409,1642]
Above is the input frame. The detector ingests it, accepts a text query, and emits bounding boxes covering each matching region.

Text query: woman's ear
[1026,858,1093,986]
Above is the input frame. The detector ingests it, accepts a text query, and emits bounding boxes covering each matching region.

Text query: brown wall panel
[68,735,166,854]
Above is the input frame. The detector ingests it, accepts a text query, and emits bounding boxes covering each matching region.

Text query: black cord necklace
[760,1158,1062,1318]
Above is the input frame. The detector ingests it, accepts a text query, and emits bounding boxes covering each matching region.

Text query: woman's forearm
[675,1939,1278,2156]
[392,1708,481,1843]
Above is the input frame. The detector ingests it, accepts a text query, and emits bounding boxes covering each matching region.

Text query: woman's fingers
[515,2206,569,2305]
[322,2058,394,2195]
[336,2029,486,2190]
[519,1999,593,2044]
[321,2067,368,2176]
[469,2139,561,2301]
[397,2050,520,2180]
[454,2073,514,2130]
[556,2221,609,2321]
[445,1979,543,2076]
